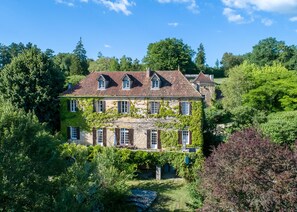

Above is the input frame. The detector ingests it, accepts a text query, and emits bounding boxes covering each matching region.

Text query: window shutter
[115,128,120,145]
[189,102,192,115]
[147,130,151,149]
[75,100,78,112]
[178,130,182,144]
[93,100,96,112]
[128,101,130,113]
[148,102,151,114]
[103,101,106,112]
[157,130,161,149]
[117,101,121,113]
[129,129,134,145]
[103,128,107,147]
[67,100,70,111]
[76,127,80,140]
[92,127,96,146]
[67,127,70,139]
[157,102,160,114]
[179,101,182,114]
[189,131,192,145]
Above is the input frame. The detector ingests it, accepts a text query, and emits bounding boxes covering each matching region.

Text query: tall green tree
[0,100,65,210]
[220,52,244,74]
[73,37,89,75]
[0,47,65,130]
[143,38,196,73]
[119,55,133,71]
[0,42,28,69]
[195,43,206,71]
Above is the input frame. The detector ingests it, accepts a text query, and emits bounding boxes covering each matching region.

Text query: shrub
[198,128,297,211]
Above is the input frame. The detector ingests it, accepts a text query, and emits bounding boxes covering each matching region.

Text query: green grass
[214,77,227,84]
[128,178,194,211]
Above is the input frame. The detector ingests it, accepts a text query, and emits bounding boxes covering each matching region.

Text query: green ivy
[60,98,203,149]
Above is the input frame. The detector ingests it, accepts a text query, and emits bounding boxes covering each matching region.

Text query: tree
[73,37,89,75]
[198,128,297,211]
[119,55,133,71]
[260,111,297,145]
[143,38,196,73]
[88,56,120,72]
[195,43,206,71]
[220,52,244,74]
[0,100,65,210]
[0,47,65,130]
[0,42,28,69]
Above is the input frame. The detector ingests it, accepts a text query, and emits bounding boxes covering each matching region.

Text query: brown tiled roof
[193,72,214,84]
[61,70,201,98]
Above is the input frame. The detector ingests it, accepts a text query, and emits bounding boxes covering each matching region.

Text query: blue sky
[1,0,297,66]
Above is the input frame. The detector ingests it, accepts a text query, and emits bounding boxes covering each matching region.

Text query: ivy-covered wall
[60,97,203,149]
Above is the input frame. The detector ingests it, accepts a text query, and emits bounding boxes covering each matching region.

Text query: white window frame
[181,101,190,115]
[97,100,104,113]
[150,102,159,114]
[182,130,189,145]
[98,79,105,90]
[70,100,77,112]
[119,101,129,114]
[122,77,130,90]
[97,128,103,146]
[70,127,78,140]
[151,130,158,149]
[151,78,160,89]
[120,128,129,145]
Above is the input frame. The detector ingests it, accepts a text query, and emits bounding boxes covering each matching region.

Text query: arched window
[151,74,160,89]
[122,76,130,90]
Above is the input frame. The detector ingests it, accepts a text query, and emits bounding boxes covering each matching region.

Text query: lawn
[128,178,194,211]
[214,77,227,84]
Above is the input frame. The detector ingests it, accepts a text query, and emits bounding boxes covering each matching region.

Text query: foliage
[0,46,65,131]
[260,111,297,145]
[64,74,86,88]
[198,128,297,211]
[56,145,135,211]
[0,100,66,211]
[143,38,196,73]
[195,43,206,71]
[220,52,244,74]
[72,37,89,75]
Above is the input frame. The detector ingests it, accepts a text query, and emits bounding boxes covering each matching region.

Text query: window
[70,127,78,140]
[70,100,77,112]
[182,130,189,145]
[181,102,190,115]
[97,128,103,146]
[120,128,129,145]
[151,130,158,149]
[122,76,130,90]
[118,101,129,114]
[151,75,160,89]
[97,100,105,113]
[150,102,160,114]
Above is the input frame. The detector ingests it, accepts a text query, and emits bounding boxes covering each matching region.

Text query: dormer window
[98,75,107,90]
[122,75,131,90]
[151,74,160,89]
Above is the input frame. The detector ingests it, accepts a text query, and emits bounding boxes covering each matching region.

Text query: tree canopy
[143,38,196,73]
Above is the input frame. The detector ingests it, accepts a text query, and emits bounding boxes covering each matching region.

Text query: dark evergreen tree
[73,37,89,75]
[195,43,206,71]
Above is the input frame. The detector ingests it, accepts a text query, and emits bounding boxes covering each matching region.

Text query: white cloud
[104,44,111,48]
[157,0,199,13]
[221,0,297,14]
[223,7,244,23]
[168,22,179,27]
[55,0,135,15]
[261,18,273,26]
[290,16,297,21]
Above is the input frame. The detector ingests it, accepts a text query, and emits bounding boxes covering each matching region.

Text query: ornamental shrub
[198,128,297,211]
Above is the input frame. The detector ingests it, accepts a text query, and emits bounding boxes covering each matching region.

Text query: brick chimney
[146,68,151,78]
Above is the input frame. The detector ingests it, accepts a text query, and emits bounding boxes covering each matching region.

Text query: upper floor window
[181,101,190,115]
[150,102,160,114]
[118,101,130,114]
[70,100,77,112]
[150,130,158,149]
[94,100,105,113]
[151,74,160,89]
[122,76,131,90]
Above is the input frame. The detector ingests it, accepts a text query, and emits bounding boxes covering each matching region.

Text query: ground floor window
[69,127,79,140]
[120,128,129,145]
[182,130,189,145]
[151,130,158,149]
[97,128,103,146]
